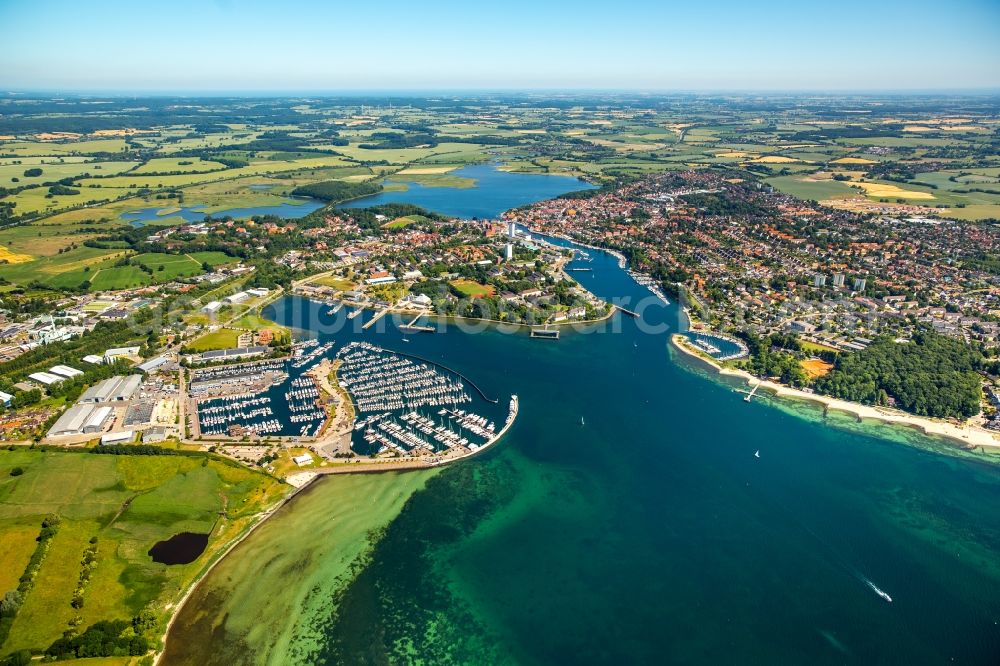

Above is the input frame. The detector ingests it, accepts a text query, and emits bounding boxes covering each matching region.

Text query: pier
[742,381,761,403]
[615,305,640,318]
[399,313,436,333]
[530,326,560,339]
[362,307,390,330]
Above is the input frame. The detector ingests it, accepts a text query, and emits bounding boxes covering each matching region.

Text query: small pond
[148,531,210,565]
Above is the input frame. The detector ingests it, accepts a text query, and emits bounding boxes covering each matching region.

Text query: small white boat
[866,580,892,603]
[754,450,760,458]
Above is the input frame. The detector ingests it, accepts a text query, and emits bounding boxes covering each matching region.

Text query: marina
[335,341,511,457]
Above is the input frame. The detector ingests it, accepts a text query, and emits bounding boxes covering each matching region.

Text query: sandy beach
[671,334,1000,452]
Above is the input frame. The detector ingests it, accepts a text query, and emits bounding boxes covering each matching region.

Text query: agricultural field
[87,266,152,291]
[129,157,227,174]
[0,158,136,184]
[0,246,129,289]
[766,175,859,201]
[1,93,997,282]
[132,252,216,280]
[0,449,286,657]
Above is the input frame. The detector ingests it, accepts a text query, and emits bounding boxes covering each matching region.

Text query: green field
[450,278,495,298]
[382,214,430,229]
[187,327,241,351]
[132,253,204,280]
[311,276,356,290]
[0,246,129,288]
[765,175,859,201]
[0,159,136,185]
[129,157,227,174]
[0,449,286,657]
[88,266,152,291]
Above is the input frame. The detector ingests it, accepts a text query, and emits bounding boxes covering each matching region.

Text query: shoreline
[156,394,518,662]
[154,475,312,664]
[670,334,1000,453]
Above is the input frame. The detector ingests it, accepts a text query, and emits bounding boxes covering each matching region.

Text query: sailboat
[754,450,760,458]
[580,416,585,426]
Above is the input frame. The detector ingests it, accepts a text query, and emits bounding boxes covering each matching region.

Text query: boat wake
[860,576,892,603]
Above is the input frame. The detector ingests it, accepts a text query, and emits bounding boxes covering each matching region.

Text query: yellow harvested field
[801,358,834,379]
[716,151,748,158]
[854,181,935,200]
[0,135,15,140]
[752,155,801,163]
[514,129,547,134]
[0,245,34,263]
[941,125,981,131]
[831,157,876,165]
[395,166,458,175]
[902,125,934,132]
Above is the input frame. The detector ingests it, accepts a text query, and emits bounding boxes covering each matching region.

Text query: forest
[815,332,984,419]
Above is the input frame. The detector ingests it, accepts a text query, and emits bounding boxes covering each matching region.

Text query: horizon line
[3,87,1000,98]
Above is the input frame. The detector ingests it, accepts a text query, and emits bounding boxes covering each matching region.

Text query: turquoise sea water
[337,163,596,218]
[246,236,1000,664]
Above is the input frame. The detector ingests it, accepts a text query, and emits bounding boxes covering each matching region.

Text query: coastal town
[1,167,998,470]
[1,86,999,665]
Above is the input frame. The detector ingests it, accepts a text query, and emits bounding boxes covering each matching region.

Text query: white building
[201,300,222,314]
[100,430,134,445]
[104,347,140,362]
[83,406,114,433]
[224,292,249,304]
[28,371,62,386]
[49,365,84,379]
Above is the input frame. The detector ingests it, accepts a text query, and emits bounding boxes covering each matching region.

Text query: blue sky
[2,0,999,92]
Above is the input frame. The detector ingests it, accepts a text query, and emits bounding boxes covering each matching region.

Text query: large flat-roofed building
[49,364,84,379]
[101,430,134,445]
[49,403,113,437]
[137,355,171,374]
[79,375,142,404]
[104,347,140,363]
[83,406,114,433]
[29,371,63,386]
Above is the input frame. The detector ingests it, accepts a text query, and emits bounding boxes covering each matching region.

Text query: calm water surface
[164,198,1000,665]
[122,199,324,226]
[338,163,595,218]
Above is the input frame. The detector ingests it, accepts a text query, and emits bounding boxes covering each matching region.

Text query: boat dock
[742,381,761,402]
[400,313,436,333]
[616,305,640,318]
[530,326,560,339]
[362,307,390,330]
